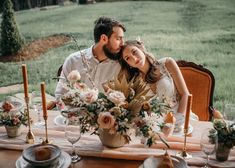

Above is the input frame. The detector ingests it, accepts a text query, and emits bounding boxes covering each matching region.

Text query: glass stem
[37,110,41,123]
[206,155,209,167]
[72,143,76,156]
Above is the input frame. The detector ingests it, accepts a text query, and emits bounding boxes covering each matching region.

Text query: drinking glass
[200,128,217,168]
[65,119,81,163]
[31,91,44,127]
[223,104,235,123]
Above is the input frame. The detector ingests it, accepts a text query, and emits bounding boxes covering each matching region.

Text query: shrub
[0,0,25,56]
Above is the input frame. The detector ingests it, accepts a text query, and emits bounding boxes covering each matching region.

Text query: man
[55,16,126,100]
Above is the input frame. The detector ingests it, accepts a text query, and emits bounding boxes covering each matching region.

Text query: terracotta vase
[5,125,22,138]
[216,143,231,161]
[98,129,127,148]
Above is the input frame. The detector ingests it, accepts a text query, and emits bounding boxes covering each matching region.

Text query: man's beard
[103,45,119,60]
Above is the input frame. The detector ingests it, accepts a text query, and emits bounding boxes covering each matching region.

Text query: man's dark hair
[94,16,126,43]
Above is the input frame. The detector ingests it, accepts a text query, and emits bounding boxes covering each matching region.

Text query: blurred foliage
[0,0,25,56]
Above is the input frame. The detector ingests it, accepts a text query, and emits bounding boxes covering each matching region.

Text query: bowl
[22,144,61,167]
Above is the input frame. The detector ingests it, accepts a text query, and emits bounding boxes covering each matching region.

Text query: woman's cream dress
[155,58,198,126]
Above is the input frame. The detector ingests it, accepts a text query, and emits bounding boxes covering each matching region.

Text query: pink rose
[67,70,81,83]
[107,90,126,105]
[74,83,88,90]
[12,116,20,125]
[97,112,115,129]
[80,89,98,104]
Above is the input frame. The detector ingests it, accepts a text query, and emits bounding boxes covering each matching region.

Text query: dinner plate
[54,115,67,126]
[16,151,71,168]
[173,124,193,136]
[139,155,188,168]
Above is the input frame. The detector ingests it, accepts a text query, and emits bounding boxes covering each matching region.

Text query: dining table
[0,93,234,168]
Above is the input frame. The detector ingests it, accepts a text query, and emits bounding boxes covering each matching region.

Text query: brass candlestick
[41,115,52,144]
[176,128,192,159]
[25,97,35,144]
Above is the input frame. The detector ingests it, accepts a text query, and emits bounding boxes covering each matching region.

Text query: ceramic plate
[173,124,193,136]
[16,151,71,168]
[54,115,66,126]
[139,155,188,168]
[22,144,61,167]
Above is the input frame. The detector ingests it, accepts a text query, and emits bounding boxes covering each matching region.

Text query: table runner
[0,126,201,158]
[0,126,234,167]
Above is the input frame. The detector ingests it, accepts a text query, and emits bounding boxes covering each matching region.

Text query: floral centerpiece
[0,101,28,127]
[0,101,28,137]
[59,69,171,147]
[209,119,235,161]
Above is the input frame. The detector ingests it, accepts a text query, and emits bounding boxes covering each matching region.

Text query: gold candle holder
[25,97,35,144]
[41,115,52,144]
[176,128,192,159]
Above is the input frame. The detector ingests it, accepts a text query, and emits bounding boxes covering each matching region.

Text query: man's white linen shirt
[55,46,121,99]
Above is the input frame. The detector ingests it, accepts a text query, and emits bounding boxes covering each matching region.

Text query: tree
[0,0,25,56]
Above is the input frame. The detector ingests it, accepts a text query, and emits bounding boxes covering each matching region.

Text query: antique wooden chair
[177,60,217,121]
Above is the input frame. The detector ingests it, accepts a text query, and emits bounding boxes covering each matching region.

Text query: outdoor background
[0,0,234,111]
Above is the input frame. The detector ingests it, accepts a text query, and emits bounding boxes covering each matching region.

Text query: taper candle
[40,82,48,118]
[22,64,29,98]
[184,94,193,130]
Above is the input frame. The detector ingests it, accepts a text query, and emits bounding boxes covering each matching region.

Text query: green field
[0,0,234,111]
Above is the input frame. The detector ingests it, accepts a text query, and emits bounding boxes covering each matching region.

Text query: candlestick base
[176,150,192,159]
[26,131,35,144]
[41,138,53,145]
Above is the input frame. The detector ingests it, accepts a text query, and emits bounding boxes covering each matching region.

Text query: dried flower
[142,101,151,111]
[60,71,171,147]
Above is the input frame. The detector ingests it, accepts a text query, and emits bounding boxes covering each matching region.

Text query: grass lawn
[0,0,234,111]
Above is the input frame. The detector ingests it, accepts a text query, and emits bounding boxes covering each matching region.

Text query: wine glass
[223,104,235,124]
[200,128,217,168]
[65,118,81,163]
[31,91,44,127]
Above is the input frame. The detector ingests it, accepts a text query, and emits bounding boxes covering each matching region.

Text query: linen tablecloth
[0,94,234,167]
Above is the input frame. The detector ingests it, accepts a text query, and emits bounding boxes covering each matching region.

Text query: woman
[119,40,198,131]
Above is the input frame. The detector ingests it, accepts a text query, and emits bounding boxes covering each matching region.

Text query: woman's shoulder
[158,57,177,68]
[158,57,175,64]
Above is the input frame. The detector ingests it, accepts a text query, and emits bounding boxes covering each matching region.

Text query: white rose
[97,112,115,129]
[67,70,81,83]
[80,88,98,104]
[107,90,126,105]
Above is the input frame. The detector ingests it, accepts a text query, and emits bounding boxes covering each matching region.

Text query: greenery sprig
[209,119,235,149]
